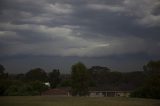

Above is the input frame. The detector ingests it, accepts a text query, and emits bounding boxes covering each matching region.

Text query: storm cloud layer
[0,0,160,73]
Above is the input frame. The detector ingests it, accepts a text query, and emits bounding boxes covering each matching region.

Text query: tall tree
[0,64,8,79]
[0,64,5,75]
[25,68,48,82]
[48,69,61,88]
[89,66,110,86]
[131,60,160,99]
[71,62,90,96]
[143,60,160,75]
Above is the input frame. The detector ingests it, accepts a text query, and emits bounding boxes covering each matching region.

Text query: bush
[0,80,13,96]
[2,80,49,96]
[130,74,160,99]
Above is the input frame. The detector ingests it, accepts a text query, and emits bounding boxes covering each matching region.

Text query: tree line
[0,60,160,99]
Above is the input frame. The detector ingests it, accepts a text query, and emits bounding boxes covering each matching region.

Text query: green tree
[29,81,49,95]
[0,79,12,96]
[131,74,160,99]
[0,64,5,75]
[131,60,160,99]
[89,66,110,86]
[60,79,72,87]
[71,62,90,96]
[16,74,25,81]
[143,60,160,75]
[0,64,8,79]
[4,80,49,96]
[48,69,61,88]
[5,84,33,96]
[25,68,48,82]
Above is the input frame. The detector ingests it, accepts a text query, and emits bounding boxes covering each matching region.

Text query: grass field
[0,96,160,106]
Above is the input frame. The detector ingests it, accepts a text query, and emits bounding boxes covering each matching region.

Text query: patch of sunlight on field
[0,96,160,106]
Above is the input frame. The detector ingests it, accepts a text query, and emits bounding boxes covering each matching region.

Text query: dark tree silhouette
[0,64,5,75]
[71,62,90,96]
[25,68,48,82]
[48,69,61,88]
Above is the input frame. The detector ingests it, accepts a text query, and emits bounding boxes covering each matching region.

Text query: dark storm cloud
[0,0,160,73]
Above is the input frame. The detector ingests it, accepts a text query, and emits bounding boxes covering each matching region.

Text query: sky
[0,0,160,73]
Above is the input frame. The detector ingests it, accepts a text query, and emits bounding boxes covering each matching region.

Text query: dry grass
[0,96,160,106]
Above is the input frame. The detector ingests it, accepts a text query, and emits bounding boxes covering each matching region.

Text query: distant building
[88,87,130,97]
[41,87,130,97]
[41,88,71,96]
[89,91,130,97]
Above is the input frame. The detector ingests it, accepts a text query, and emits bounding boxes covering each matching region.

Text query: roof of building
[89,86,132,91]
[41,87,71,95]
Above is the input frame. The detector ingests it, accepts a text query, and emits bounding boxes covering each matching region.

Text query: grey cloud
[0,0,160,57]
[0,23,152,57]
[87,0,160,27]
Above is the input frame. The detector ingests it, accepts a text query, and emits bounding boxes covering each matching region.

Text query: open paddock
[0,96,160,106]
